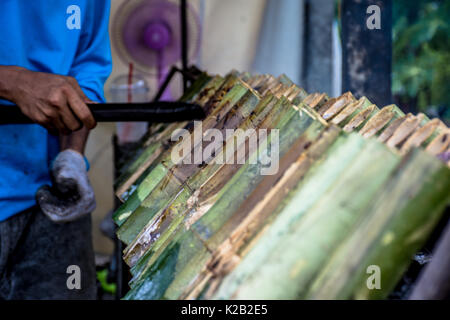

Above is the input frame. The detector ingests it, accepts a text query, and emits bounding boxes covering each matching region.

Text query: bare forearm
[0,65,24,101]
[59,126,90,154]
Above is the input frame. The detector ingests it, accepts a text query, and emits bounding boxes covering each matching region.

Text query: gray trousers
[0,206,96,300]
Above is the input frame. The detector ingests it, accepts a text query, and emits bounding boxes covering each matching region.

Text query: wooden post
[341,0,392,107]
[303,0,334,95]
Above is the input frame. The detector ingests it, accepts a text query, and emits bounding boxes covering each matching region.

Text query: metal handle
[0,102,205,124]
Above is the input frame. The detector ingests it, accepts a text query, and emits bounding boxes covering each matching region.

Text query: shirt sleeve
[69,0,112,103]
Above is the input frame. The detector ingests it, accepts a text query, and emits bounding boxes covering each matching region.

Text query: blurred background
[392,0,450,120]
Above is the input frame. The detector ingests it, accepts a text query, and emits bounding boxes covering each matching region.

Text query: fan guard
[111,0,201,76]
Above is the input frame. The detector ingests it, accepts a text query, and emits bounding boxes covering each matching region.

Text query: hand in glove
[36,150,96,223]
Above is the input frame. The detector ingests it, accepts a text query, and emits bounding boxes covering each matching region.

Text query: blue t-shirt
[0,0,112,221]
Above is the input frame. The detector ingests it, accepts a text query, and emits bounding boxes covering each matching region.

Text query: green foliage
[96,269,117,295]
[393,0,450,119]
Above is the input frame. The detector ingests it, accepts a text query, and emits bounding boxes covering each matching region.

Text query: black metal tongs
[0,101,205,124]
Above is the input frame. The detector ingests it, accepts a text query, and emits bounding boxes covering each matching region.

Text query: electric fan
[111,0,202,100]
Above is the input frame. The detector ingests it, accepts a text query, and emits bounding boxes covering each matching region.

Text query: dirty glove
[36,150,96,223]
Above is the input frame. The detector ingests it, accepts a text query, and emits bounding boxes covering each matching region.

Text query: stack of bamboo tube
[112,71,450,300]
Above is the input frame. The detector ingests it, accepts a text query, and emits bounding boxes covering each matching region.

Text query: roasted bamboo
[112,71,450,300]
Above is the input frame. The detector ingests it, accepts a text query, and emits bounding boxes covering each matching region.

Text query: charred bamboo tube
[330,97,371,127]
[386,113,425,149]
[377,113,412,143]
[116,80,253,243]
[114,121,187,201]
[359,105,403,138]
[114,75,221,200]
[318,92,355,120]
[113,75,247,227]
[343,104,378,132]
[425,129,450,156]
[400,118,444,155]
[113,75,226,210]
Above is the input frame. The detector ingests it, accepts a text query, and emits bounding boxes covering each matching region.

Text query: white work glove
[36,150,96,223]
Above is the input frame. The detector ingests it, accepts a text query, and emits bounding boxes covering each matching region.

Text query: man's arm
[59,0,113,157]
[0,65,96,135]
[0,65,93,157]
[36,1,112,223]
[60,126,89,154]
